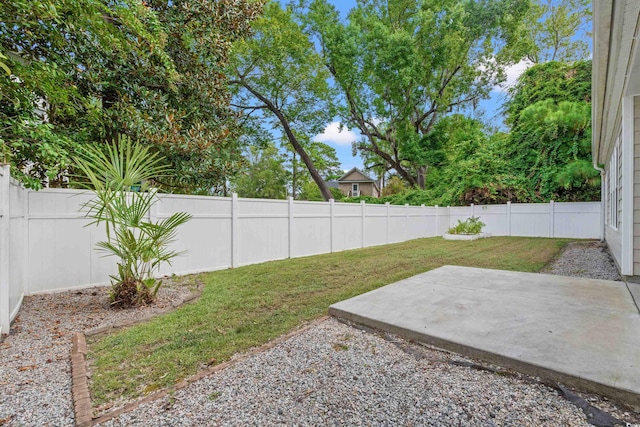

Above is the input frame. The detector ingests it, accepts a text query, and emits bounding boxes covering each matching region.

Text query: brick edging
[71,333,92,427]
[79,316,329,426]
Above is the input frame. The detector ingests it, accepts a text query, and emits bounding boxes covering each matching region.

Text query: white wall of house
[0,172,602,334]
[592,0,640,278]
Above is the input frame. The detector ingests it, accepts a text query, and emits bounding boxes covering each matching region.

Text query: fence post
[0,164,10,334]
[231,193,238,268]
[288,196,294,258]
[507,201,512,237]
[405,203,409,240]
[361,200,366,248]
[386,202,390,244]
[471,203,475,218]
[329,199,335,253]
[149,189,158,223]
[22,183,29,295]
[422,204,426,237]
[549,200,555,238]
[448,206,451,230]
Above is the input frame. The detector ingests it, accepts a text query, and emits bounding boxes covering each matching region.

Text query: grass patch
[88,236,570,405]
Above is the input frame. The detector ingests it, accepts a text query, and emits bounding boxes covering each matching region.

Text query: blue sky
[282,0,591,172]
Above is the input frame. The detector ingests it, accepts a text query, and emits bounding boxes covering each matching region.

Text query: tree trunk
[234,79,333,201]
[417,166,426,190]
[278,116,332,201]
[102,86,119,143]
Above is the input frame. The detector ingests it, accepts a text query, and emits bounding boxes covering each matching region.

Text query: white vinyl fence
[0,163,602,334]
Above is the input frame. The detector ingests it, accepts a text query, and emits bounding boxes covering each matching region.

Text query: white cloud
[313,122,358,146]
[497,59,533,92]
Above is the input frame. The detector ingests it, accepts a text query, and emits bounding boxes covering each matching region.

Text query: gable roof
[337,167,376,183]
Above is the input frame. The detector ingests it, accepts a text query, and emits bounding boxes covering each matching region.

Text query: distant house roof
[337,167,377,183]
[326,181,339,189]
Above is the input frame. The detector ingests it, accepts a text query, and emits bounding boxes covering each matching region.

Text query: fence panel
[553,202,601,238]
[363,204,387,247]
[27,189,116,293]
[407,206,427,238]
[388,205,408,243]
[292,201,331,257]
[510,203,551,237]
[236,198,288,267]
[333,202,364,252]
[9,180,26,320]
[474,204,509,236]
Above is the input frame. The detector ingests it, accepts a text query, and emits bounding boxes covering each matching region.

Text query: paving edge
[71,333,92,427]
[78,316,329,426]
[328,306,640,411]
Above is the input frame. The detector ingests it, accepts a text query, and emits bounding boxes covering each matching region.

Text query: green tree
[281,138,341,198]
[520,0,591,63]
[302,0,530,188]
[229,1,339,201]
[0,0,261,192]
[232,143,289,199]
[505,60,591,127]
[504,60,598,201]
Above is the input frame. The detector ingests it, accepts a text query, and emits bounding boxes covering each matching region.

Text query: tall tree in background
[504,60,597,202]
[281,138,342,198]
[231,143,289,199]
[302,0,531,188]
[0,0,262,191]
[229,1,337,201]
[1,0,172,188]
[131,0,263,193]
[520,0,591,63]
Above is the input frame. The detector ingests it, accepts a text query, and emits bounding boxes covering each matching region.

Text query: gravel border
[541,241,622,281]
[95,318,630,427]
[0,276,201,427]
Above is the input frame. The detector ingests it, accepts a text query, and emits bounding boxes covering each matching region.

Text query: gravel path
[0,278,198,427]
[98,318,595,427]
[0,241,636,426]
[542,241,621,281]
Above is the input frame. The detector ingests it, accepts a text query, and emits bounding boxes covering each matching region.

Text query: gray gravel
[542,241,622,281]
[0,278,197,427]
[99,318,595,427]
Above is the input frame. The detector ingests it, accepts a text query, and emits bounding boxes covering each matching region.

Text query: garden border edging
[443,233,490,241]
[72,315,330,426]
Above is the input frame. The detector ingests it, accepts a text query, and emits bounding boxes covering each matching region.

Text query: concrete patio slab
[329,265,640,408]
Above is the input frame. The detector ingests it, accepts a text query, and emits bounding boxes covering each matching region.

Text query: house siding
[607,131,623,269]
[633,96,640,274]
[338,182,378,197]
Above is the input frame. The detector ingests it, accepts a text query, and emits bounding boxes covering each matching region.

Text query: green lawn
[88,236,570,405]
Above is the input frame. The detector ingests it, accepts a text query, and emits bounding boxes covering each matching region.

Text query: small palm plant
[74,136,191,306]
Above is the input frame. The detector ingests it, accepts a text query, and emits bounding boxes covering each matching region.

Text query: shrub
[74,136,192,306]
[447,216,485,235]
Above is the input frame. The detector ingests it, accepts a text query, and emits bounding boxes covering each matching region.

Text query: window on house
[608,136,619,229]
